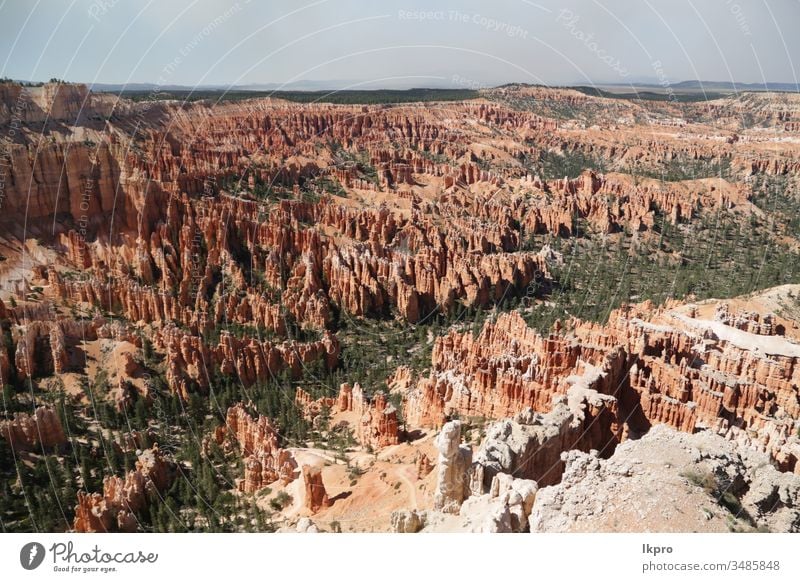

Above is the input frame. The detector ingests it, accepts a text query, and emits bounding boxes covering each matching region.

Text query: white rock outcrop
[433,420,472,513]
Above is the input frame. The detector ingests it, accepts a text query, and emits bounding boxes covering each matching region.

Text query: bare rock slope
[530,424,800,533]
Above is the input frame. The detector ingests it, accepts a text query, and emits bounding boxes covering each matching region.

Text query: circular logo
[19,542,46,570]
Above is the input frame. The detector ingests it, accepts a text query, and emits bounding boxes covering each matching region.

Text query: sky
[0,0,798,89]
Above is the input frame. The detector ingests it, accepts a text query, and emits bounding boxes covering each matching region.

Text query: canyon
[1,81,800,532]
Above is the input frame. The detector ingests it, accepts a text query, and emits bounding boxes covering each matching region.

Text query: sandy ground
[676,284,800,341]
[259,430,439,533]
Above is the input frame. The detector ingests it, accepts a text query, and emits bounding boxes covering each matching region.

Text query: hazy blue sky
[1,0,798,88]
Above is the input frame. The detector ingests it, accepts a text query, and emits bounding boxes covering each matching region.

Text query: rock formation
[459,473,538,533]
[301,465,330,514]
[390,509,427,533]
[403,301,800,475]
[219,404,297,493]
[295,517,320,533]
[399,473,538,533]
[158,325,340,398]
[415,451,433,479]
[296,382,400,450]
[403,312,625,428]
[345,385,400,450]
[529,424,800,533]
[1,406,66,451]
[470,389,621,491]
[3,80,800,533]
[73,445,175,533]
[433,421,472,513]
